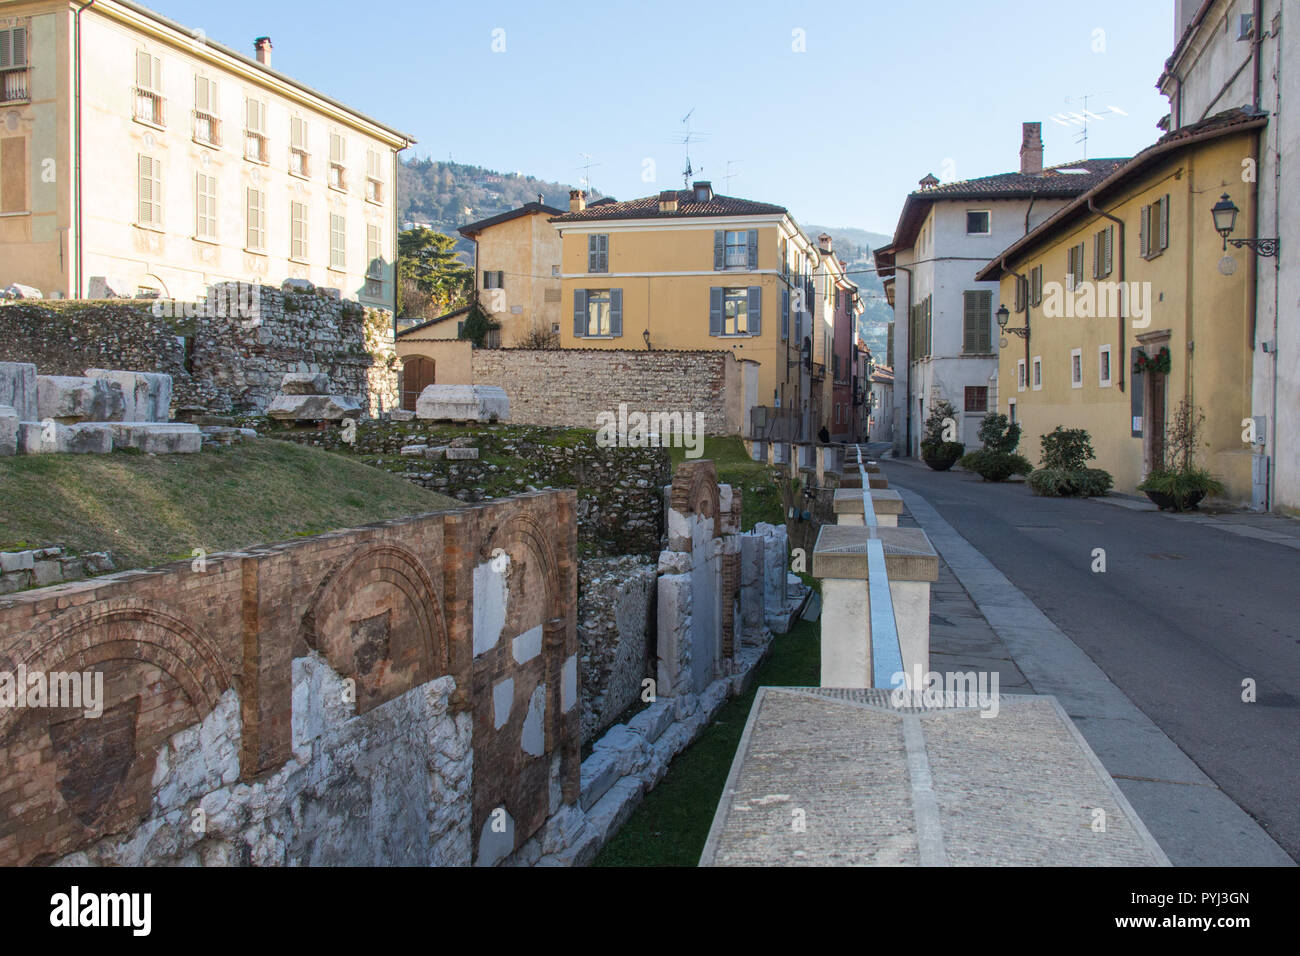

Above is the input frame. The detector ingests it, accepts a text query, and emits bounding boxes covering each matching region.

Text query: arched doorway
[401,356,435,411]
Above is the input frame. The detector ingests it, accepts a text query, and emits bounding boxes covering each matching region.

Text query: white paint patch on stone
[512,625,543,665]
[473,560,508,656]
[493,677,515,730]
[561,654,577,713]
[521,683,546,757]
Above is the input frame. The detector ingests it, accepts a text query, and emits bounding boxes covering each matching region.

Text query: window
[587,233,608,273]
[290,201,308,261]
[1008,398,1017,424]
[483,270,504,289]
[1032,356,1042,390]
[134,51,165,126]
[585,289,613,336]
[1017,358,1027,391]
[1014,275,1027,313]
[195,172,216,239]
[966,210,990,235]
[290,117,310,177]
[1099,345,1113,387]
[1070,348,1083,388]
[245,97,268,163]
[366,149,384,203]
[962,290,992,353]
[329,132,347,190]
[1066,242,1085,290]
[722,287,749,335]
[1029,265,1043,306]
[246,187,265,251]
[1140,195,1170,259]
[330,214,346,269]
[781,287,790,341]
[964,386,988,413]
[1093,225,1114,278]
[0,25,29,104]
[367,223,384,280]
[193,75,219,145]
[725,231,748,267]
[709,286,761,337]
[908,294,932,362]
[551,265,560,277]
[137,154,162,227]
[1,137,27,213]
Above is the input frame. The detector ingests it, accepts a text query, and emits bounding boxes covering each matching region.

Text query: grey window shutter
[709,287,722,336]
[588,235,596,272]
[573,289,587,337]
[1105,226,1114,274]
[713,231,725,270]
[610,289,623,337]
[1159,196,1170,251]
[746,230,758,269]
[1139,205,1149,257]
[781,288,789,340]
[748,286,761,336]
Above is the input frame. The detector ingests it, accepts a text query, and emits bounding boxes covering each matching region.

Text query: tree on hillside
[397,227,473,318]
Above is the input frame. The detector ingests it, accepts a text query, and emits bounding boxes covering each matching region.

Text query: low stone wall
[578,556,656,743]
[0,491,578,867]
[461,348,747,436]
[0,547,115,595]
[0,282,397,418]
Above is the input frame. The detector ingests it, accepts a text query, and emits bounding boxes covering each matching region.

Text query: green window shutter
[709,287,723,336]
[573,289,587,337]
[748,286,761,336]
[746,229,758,269]
[609,289,623,337]
[713,231,725,270]
[977,290,991,352]
[1159,195,1170,251]
[1105,226,1114,275]
[1139,205,1149,258]
[963,291,976,352]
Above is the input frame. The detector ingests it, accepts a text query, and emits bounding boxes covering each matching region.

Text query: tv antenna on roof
[666,108,709,187]
[722,159,742,193]
[577,152,601,195]
[1050,94,1127,159]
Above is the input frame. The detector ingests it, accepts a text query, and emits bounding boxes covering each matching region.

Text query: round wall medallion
[1218,255,1237,276]
[200,152,211,168]
[3,111,19,132]
[144,132,155,148]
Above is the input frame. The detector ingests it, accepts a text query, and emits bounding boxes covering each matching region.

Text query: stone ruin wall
[0,492,577,867]
[0,283,397,419]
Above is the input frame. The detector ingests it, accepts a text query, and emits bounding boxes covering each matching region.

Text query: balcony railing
[133,87,165,126]
[245,132,268,163]
[193,111,220,146]
[1,69,28,104]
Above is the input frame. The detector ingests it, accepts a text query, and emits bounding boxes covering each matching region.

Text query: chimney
[568,189,586,213]
[254,37,272,67]
[537,193,544,205]
[818,233,833,253]
[918,173,940,189]
[692,180,713,203]
[1020,121,1044,176]
[658,190,679,214]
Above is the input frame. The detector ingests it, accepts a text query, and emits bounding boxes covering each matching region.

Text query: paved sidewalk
[888,471,1294,866]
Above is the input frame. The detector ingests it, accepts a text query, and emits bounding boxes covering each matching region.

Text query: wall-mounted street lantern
[996,303,1028,347]
[1211,193,1279,257]
[642,328,652,350]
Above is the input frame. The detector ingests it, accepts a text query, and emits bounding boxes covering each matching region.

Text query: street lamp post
[996,303,1028,344]
[1211,193,1279,257]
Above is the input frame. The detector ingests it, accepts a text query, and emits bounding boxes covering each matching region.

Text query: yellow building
[550,182,826,431]
[459,200,563,347]
[977,109,1265,502]
[0,0,412,306]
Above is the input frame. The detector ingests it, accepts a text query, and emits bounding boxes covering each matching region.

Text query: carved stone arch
[302,542,449,712]
[478,510,564,622]
[670,459,722,538]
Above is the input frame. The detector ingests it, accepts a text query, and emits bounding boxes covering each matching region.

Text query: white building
[875,124,1125,457]
[1158,0,1297,513]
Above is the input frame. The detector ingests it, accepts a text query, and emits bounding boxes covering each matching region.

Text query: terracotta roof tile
[550,189,786,223]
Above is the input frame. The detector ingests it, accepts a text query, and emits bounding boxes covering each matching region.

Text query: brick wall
[469,348,740,436]
[0,491,577,866]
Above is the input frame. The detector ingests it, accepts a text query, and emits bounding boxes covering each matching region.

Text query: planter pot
[922,451,962,472]
[1143,489,1206,512]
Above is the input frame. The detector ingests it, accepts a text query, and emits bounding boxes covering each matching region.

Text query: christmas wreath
[1133,346,1172,375]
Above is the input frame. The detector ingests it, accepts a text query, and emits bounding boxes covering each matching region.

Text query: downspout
[1000,258,1031,380]
[1088,197,1126,393]
[74,0,95,299]
[893,262,914,457]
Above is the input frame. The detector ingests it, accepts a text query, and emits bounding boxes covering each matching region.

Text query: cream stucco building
[459,200,563,347]
[0,0,412,307]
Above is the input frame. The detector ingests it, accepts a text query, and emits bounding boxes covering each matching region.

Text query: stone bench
[832,487,905,527]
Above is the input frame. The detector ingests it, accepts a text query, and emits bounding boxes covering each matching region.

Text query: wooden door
[401,356,435,411]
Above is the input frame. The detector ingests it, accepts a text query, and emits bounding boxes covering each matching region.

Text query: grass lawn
[593,613,820,867]
[0,439,460,570]
[670,436,784,531]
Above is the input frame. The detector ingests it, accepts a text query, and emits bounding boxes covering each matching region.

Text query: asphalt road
[880,458,1300,862]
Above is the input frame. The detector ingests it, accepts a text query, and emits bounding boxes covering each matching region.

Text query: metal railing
[853,444,904,688]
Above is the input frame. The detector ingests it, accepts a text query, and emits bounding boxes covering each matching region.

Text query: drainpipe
[74,0,95,299]
[893,262,914,457]
[1000,258,1031,378]
[1088,197,1127,393]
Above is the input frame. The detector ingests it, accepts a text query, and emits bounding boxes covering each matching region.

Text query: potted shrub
[919,398,965,471]
[1137,400,1225,511]
[957,413,1033,481]
[1027,426,1114,497]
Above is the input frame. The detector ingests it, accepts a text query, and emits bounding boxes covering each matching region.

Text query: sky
[144,0,1178,236]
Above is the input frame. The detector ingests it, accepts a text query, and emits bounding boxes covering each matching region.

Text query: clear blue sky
[145,0,1177,235]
